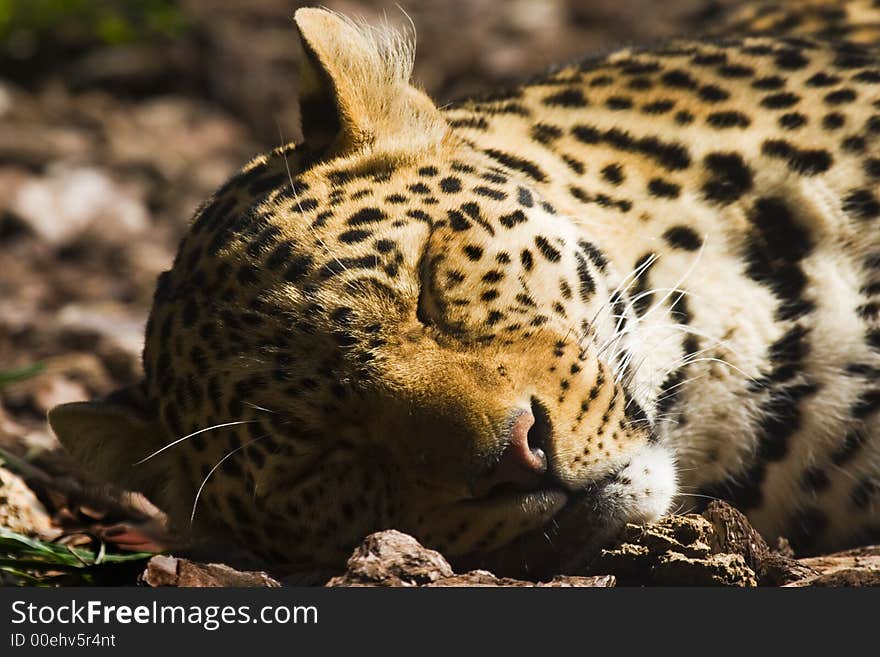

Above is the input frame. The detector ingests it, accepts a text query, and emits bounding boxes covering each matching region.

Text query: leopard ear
[293,7,446,155]
[48,383,171,502]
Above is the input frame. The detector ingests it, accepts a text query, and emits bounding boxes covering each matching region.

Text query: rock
[785,546,880,587]
[11,165,148,246]
[591,513,756,586]
[55,303,146,381]
[0,125,92,169]
[2,353,112,418]
[589,506,879,587]
[427,570,538,587]
[328,530,454,587]
[141,555,179,587]
[653,551,757,587]
[105,97,248,190]
[29,376,90,416]
[621,514,715,558]
[0,465,54,537]
[56,304,145,359]
[589,541,654,581]
[141,555,281,588]
[758,554,820,586]
[428,571,615,587]
[143,526,880,588]
[797,568,880,587]
[0,167,32,212]
[329,530,616,587]
[702,500,771,570]
[0,81,13,118]
[68,43,200,96]
[175,560,281,588]
[540,575,616,587]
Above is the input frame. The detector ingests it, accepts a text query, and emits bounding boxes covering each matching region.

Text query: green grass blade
[0,528,154,567]
[0,528,154,586]
[0,362,44,388]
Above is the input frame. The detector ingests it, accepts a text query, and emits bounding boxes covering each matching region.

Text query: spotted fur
[50,1,880,576]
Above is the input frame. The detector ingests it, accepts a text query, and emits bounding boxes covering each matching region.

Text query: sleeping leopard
[50,0,880,577]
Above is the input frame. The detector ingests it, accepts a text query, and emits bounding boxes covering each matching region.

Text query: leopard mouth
[467,483,570,519]
[451,475,620,578]
[469,455,618,522]
[455,446,676,579]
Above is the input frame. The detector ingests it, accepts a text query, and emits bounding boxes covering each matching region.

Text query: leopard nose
[477,406,550,494]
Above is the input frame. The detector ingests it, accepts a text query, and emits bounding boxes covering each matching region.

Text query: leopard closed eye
[49,0,880,578]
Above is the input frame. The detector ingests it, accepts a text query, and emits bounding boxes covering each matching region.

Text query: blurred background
[0,0,739,580]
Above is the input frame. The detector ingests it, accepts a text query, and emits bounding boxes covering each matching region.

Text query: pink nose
[483,410,548,490]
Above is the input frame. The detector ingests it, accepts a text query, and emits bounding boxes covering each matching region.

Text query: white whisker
[190,434,269,525]
[133,420,259,466]
[244,401,278,415]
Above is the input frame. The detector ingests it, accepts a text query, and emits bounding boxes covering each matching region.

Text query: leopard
[49,0,880,578]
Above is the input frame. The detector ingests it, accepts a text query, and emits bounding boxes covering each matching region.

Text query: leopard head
[49,8,676,577]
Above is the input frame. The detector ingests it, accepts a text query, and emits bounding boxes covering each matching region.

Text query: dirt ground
[3,0,846,586]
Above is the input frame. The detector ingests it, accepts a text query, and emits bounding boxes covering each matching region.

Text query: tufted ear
[48,383,171,503]
[293,7,446,156]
